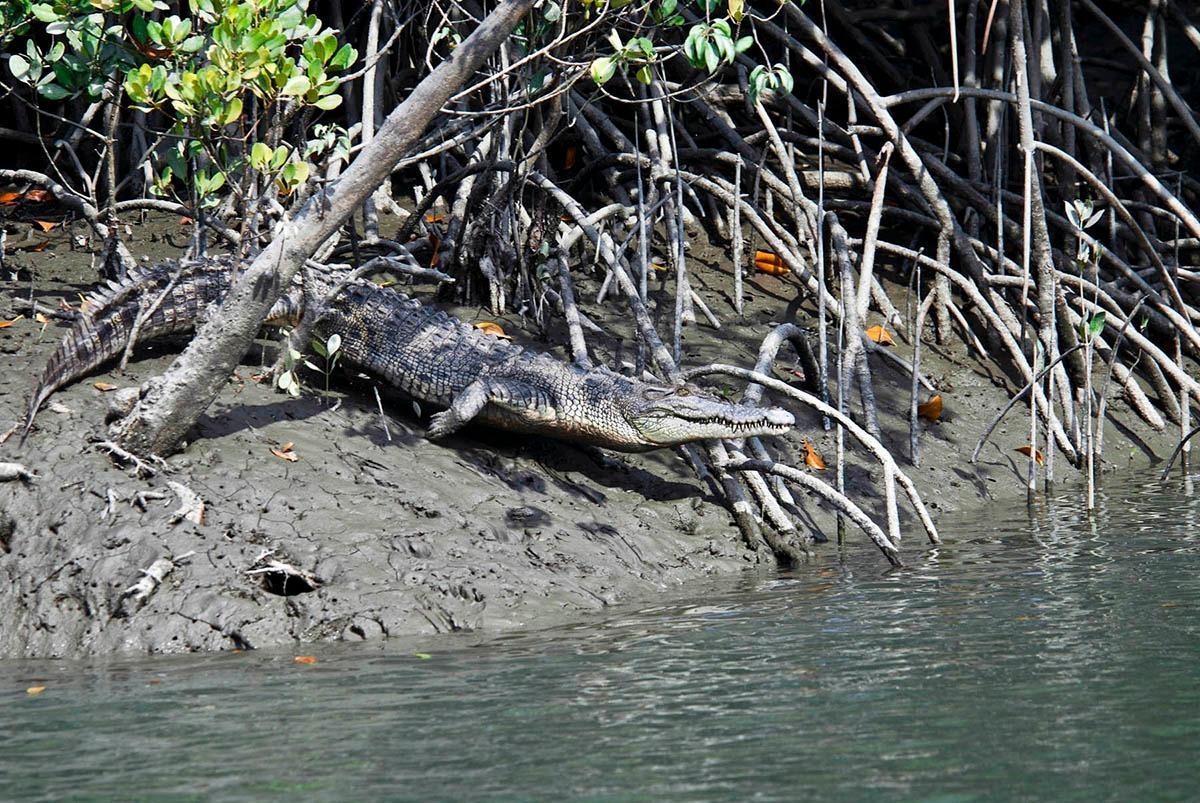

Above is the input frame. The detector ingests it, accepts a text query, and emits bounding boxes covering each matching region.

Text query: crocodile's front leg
[426,378,556,439]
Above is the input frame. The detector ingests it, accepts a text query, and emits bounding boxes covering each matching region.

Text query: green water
[3,471,1199,801]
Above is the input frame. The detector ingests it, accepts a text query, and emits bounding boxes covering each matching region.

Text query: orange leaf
[178,216,193,225]
[294,655,317,665]
[754,250,783,267]
[865,324,895,346]
[424,213,445,223]
[0,315,24,328]
[33,220,57,232]
[26,686,46,695]
[755,261,791,276]
[23,241,50,252]
[0,192,20,205]
[474,321,512,340]
[803,438,827,471]
[22,189,51,202]
[917,394,943,422]
[563,145,578,170]
[58,297,74,312]
[1016,445,1045,465]
[93,382,118,392]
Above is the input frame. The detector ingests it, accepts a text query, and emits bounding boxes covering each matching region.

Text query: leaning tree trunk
[111,0,537,457]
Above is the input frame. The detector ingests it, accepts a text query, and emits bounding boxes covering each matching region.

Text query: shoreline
[0,221,1183,659]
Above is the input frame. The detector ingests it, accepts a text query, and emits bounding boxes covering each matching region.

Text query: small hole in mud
[258,570,319,596]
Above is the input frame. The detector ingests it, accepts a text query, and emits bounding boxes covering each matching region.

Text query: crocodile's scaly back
[316,281,525,406]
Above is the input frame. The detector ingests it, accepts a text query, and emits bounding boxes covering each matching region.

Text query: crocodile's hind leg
[426,380,491,439]
[426,378,553,440]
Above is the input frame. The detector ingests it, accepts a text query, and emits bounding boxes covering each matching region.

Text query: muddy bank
[0,215,1183,658]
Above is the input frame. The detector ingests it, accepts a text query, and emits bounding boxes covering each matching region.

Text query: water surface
[3,471,1199,801]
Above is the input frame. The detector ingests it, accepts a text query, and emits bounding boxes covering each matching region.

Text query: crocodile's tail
[22,258,238,439]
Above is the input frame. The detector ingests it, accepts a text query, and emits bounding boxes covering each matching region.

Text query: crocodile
[24,257,794,451]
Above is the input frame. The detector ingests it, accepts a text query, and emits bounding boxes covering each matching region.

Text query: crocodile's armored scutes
[25,258,794,452]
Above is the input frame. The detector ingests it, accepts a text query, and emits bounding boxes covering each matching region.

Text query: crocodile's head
[621,381,794,448]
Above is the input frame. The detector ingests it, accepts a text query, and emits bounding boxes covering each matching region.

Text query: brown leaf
[293,655,317,665]
[93,382,118,392]
[21,189,51,203]
[917,394,943,422]
[178,216,193,225]
[0,192,20,205]
[0,315,24,328]
[33,220,57,232]
[865,324,895,346]
[58,297,74,312]
[562,145,578,170]
[803,438,827,471]
[34,313,49,325]
[428,233,441,268]
[474,321,512,340]
[271,442,299,462]
[1016,445,1045,465]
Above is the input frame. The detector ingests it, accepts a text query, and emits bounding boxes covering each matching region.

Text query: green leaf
[330,43,356,70]
[312,93,342,110]
[326,333,341,355]
[635,65,652,84]
[250,142,272,170]
[542,1,561,22]
[282,75,311,96]
[735,35,754,54]
[704,43,719,73]
[30,3,59,22]
[8,55,29,81]
[38,83,70,100]
[1087,311,1106,337]
[223,97,243,125]
[590,56,616,85]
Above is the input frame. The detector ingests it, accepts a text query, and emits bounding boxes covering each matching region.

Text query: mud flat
[0,223,1180,658]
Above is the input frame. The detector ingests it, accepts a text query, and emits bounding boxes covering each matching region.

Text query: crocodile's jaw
[624,384,794,447]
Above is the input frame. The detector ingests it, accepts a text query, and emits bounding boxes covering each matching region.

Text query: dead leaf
[563,145,578,170]
[1016,445,1045,465]
[754,250,790,275]
[26,686,45,695]
[0,192,20,205]
[803,438,827,471]
[917,394,943,422]
[33,220,57,232]
[424,213,445,224]
[271,442,299,462]
[58,297,74,312]
[651,262,668,273]
[474,321,512,340]
[23,189,51,202]
[34,313,49,325]
[0,315,24,328]
[48,400,72,414]
[178,216,193,225]
[93,382,118,392]
[293,655,317,665]
[865,324,895,346]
